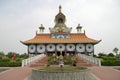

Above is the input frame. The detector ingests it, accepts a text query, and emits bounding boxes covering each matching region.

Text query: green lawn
[37,66,87,72]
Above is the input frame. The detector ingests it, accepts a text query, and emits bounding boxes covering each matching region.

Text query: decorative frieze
[28,43,94,54]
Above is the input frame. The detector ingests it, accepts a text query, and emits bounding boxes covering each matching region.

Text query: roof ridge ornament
[76,24,82,33]
[59,5,62,13]
[39,24,45,33]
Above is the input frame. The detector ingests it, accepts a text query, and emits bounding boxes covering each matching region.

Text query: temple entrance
[47,51,76,56]
[57,51,65,56]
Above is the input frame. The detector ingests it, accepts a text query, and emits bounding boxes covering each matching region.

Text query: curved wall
[30,68,96,80]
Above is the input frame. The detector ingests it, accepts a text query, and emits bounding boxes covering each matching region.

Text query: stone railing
[78,53,101,66]
[22,54,45,67]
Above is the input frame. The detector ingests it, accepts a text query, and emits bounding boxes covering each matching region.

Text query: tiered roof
[21,5,101,45]
[21,33,100,45]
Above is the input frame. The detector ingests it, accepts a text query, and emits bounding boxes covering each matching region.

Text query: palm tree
[113,47,119,57]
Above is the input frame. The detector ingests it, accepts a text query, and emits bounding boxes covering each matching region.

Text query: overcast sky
[0,0,120,54]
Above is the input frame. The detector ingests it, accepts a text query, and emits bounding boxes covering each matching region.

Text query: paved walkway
[0,66,120,80]
[0,67,32,80]
[89,66,120,80]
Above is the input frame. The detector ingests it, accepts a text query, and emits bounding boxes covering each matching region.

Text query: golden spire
[59,5,62,13]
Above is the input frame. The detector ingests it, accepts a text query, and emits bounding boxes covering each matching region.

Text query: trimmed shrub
[2,57,11,62]
[102,57,117,61]
[0,61,21,67]
[101,56,120,66]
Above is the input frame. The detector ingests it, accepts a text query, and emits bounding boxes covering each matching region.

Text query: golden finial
[59,5,62,13]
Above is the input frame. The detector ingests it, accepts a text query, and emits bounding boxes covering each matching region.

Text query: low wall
[29,68,97,80]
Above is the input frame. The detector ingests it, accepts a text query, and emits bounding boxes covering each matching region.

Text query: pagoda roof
[21,33,101,45]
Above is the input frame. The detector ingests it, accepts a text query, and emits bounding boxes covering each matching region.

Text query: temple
[21,5,101,56]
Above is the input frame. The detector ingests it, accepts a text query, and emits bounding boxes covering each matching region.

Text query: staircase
[30,56,48,67]
[76,56,92,67]
[29,56,93,67]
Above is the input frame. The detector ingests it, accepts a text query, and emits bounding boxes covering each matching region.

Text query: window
[65,34,70,38]
[58,18,63,23]
[52,34,70,38]
[31,47,33,49]
[69,46,72,48]
[50,46,52,49]
[40,47,42,49]
[79,46,82,49]
[88,46,91,49]
[60,46,62,48]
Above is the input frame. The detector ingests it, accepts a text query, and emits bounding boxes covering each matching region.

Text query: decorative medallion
[66,44,75,51]
[37,44,45,53]
[56,44,65,51]
[47,44,55,52]
[28,45,36,53]
[76,44,85,52]
[86,44,94,52]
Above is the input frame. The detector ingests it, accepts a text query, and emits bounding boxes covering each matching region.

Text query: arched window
[58,18,63,23]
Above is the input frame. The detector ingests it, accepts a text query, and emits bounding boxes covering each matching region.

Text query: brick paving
[0,57,120,80]
[89,66,120,80]
[0,67,32,80]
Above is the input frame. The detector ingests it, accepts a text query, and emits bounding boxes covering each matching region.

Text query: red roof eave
[21,33,101,45]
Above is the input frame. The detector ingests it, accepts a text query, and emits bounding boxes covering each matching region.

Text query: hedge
[0,61,21,67]
[101,60,120,66]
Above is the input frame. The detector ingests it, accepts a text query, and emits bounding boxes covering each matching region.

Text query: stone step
[30,56,48,68]
[30,64,45,67]
[30,56,93,67]
[76,56,92,67]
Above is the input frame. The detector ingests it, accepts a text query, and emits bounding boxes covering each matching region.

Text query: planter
[29,67,97,80]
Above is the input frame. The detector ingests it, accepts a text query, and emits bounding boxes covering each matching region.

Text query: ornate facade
[21,6,101,56]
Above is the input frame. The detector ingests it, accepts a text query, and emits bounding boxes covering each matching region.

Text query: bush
[16,58,22,62]
[9,61,21,67]
[19,54,29,59]
[0,61,21,67]
[101,60,120,66]
[98,53,107,58]
[107,53,115,57]
[2,57,11,62]
[0,57,22,67]
[63,56,71,64]
[101,56,120,66]
[102,57,117,61]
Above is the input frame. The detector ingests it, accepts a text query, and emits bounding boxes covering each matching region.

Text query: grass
[0,68,8,72]
[37,66,87,72]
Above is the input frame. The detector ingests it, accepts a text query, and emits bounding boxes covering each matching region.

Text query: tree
[98,52,107,58]
[0,51,5,57]
[19,53,28,59]
[113,47,119,56]
[107,53,114,57]
[6,52,13,58]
